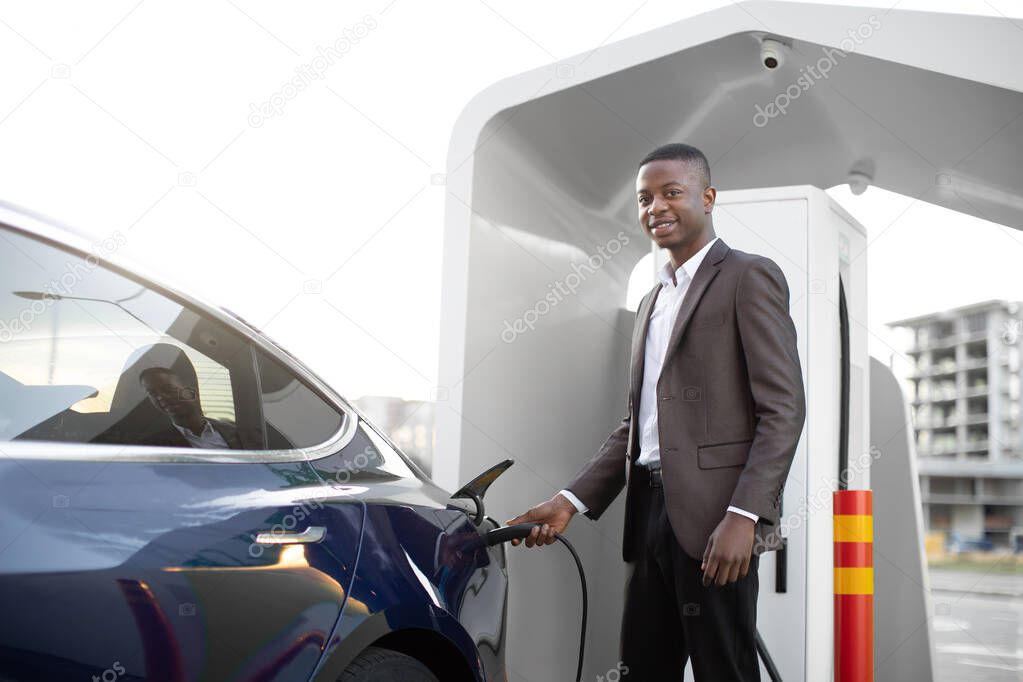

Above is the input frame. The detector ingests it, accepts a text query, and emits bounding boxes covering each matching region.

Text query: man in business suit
[506,143,805,680]
[139,366,247,449]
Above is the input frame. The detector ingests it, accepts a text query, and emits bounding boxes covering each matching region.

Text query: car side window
[254,349,343,450]
[0,226,341,453]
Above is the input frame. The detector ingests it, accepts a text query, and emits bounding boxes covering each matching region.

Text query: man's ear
[703,185,717,214]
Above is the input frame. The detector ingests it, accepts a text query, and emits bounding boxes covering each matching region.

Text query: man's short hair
[638,143,712,188]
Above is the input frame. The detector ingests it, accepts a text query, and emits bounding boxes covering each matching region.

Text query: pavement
[929,567,1023,682]
[929,566,1023,598]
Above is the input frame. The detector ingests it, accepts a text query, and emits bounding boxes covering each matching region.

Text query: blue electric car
[0,204,510,681]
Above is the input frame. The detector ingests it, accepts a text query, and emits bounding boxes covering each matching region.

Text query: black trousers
[620,473,761,681]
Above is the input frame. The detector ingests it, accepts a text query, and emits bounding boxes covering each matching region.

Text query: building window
[965,311,987,333]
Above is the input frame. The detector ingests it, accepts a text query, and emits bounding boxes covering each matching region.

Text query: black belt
[645,465,663,488]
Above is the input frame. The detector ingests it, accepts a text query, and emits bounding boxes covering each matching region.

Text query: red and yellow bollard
[834,490,873,682]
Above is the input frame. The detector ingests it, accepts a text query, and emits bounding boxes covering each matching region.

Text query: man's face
[141,370,200,421]
[635,159,713,249]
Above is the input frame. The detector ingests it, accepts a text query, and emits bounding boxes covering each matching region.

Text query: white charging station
[431,2,1023,678]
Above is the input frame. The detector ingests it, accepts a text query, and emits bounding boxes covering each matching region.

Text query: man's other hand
[504,493,578,548]
[701,511,756,586]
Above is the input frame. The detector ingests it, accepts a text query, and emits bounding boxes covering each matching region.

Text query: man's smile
[650,218,677,236]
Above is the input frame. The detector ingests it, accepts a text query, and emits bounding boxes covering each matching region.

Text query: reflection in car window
[255,349,343,450]
[0,226,341,453]
[128,342,256,449]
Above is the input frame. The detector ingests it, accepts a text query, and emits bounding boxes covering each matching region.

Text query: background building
[890,300,1023,548]
[353,395,435,476]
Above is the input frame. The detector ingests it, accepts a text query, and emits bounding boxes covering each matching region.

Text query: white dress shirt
[173,418,230,449]
[561,237,758,523]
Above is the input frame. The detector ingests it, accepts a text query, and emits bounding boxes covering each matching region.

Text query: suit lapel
[210,420,240,449]
[659,238,730,375]
[630,283,662,406]
[160,426,190,448]
[628,238,731,407]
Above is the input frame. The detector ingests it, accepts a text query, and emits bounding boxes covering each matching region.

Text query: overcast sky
[2,0,1021,401]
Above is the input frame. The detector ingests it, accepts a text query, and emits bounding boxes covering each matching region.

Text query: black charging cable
[485,523,588,682]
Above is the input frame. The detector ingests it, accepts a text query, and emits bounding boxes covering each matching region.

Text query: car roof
[0,199,194,301]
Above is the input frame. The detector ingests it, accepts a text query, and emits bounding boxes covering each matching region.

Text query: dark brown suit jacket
[565,238,805,562]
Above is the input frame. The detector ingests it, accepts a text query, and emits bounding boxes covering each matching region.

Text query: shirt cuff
[727,505,759,523]
[558,489,589,514]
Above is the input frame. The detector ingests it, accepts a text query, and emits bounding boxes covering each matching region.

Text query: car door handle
[254,526,326,545]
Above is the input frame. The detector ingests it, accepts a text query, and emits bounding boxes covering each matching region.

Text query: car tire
[339,646,440,681]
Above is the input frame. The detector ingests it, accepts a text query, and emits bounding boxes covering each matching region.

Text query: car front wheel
[339,646,440,682]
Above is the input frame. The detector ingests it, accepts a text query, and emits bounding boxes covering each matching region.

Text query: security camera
[847,170,872,196]
[760,39,787,70]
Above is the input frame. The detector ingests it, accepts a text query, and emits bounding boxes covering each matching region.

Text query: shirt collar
[657,236,719,288]
[174,418,214,440]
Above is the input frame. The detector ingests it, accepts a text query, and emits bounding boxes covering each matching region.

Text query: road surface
[930,567,1023,681]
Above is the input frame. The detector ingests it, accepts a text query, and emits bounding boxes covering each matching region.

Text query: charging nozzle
[485,523,542,546]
